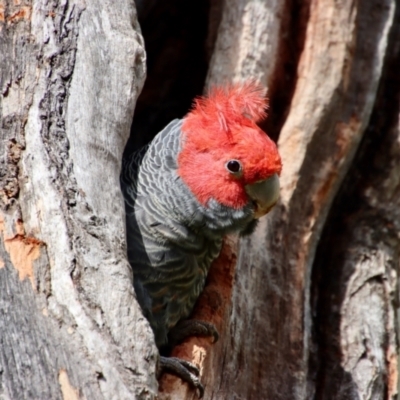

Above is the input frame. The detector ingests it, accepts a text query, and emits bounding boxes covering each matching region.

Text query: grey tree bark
[1,0,400,399]
[1,1,157,399]
[159,0,400,399]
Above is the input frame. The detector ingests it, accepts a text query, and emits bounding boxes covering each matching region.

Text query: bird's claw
[159,356,204,398]
[207,323,219,343]
[158,320,218,397]
[168,319,219,345]
[176,358,201,376]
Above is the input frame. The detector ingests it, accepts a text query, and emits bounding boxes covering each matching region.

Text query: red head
[178,81,282,210]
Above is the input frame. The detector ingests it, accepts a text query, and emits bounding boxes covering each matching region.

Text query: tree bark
[1,0,400,399]
[158,0,399,399]
[1,1,157,399]
[311,13,400,397]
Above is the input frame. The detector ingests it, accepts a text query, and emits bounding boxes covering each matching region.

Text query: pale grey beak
[245,174,280,218]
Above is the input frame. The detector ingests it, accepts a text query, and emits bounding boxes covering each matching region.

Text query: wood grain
[0,1,156,398]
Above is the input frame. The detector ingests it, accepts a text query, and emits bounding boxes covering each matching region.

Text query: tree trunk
[157,0,400,399]
[1,1,400,400]
[1,1,157,399]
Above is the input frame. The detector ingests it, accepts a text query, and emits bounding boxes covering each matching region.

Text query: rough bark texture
[229,0,395,398]
[1,0,400,399]
[311,10,400,397]
[206,0,285,89]
[0,1,157,399]
[156,0,399,399]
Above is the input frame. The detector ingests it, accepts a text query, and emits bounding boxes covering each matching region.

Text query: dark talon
[177,359,201,376]
[196,385,204,399]
[157,320,218,398]
[168,319,219,346]
[159,356,204,398]
[210,325,219,343]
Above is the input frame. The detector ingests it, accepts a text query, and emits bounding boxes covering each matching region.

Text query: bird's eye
[225,160,242,174]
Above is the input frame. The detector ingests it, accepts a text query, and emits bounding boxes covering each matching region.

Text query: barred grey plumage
[120,82,281,397]
[121,119,256,347]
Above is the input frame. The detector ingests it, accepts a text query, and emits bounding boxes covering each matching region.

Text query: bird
[120,81,282,397]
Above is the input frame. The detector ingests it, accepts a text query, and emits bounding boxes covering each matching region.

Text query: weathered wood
[157,0,397,398]
[311,10,400,397]
[2,0,399,398]
[206,0,286,89]
[0,1,156,398]
[225,0,395,398]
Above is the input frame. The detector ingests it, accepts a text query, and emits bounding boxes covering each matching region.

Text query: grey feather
[121,119,255,347]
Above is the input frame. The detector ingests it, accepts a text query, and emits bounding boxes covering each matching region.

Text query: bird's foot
[158,321,218,397]
[159,356,204,398]
[168,319,219,346]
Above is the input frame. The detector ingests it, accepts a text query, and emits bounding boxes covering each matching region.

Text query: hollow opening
[126,0,308,154]
[125,0,212,156]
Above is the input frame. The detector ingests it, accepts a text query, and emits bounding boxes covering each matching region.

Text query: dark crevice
[260,0,311,142]
[128,0,307,154]
[126,0,211,156]
[309,2,400,398]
